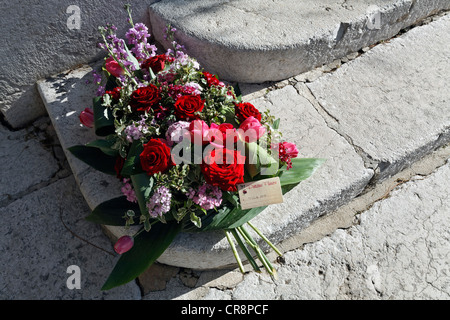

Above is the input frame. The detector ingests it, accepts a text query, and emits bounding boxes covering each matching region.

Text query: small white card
[237,177,284,210]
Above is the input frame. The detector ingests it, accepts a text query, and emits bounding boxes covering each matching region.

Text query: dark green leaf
[131,173,154,216]
[223,206,268,230]
[86,139,119,157]
[101,221,181,291]
[93,97,115,136]
[86,196,140,226]
[189,204,267,232]
[121,140,144,176]
[105,75,118,91]
[68,145,117,175]
[233,83,242,102]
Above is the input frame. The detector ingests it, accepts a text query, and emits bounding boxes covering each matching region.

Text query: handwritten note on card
[237,177,284,210]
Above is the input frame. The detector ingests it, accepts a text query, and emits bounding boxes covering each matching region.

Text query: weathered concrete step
[148,0,450,83]
[306,13,450,182]
[37,65,372,270]
[36,13,450,271]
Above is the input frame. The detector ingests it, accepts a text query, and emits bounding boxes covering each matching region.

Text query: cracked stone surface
[0,123,59,206]
[143,160,450,300]
[306,14,450,182]
[149,0,450,83]
[0,176,141,299]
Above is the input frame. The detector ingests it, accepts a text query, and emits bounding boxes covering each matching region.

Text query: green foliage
[101,221,181,291]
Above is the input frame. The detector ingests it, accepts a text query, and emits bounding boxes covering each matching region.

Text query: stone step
[36,12,449,271]
[148,0,450,83]
[36,64,372,270]
[305,13,450,182]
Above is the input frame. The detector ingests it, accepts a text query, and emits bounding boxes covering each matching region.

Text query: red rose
[174,95,205,120]
[140,139,174,176]
[141,54,167,74]
[235,102,262,122]
[203,72,222,87]
[129,85,161,112]
[201,148,246,192]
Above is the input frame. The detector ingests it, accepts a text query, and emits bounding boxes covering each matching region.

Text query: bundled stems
[225,231,245,274]
[225,223,283,277]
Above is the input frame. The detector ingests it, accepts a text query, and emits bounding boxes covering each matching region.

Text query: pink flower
[105,57,125,78]
[79,108,94,128]
[207,123,238,148]
[166,121,191,147]
[238,116,266,143]
[187,183,222,210]
[121,179,137,203]
[277,141,299,170]
[114,236,134,254]
[281,142,299,158]
[189,120,210,145]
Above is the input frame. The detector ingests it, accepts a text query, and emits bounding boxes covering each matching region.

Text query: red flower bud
[114,236,134,254]
[79,108,94,128]
[105,57,125,78]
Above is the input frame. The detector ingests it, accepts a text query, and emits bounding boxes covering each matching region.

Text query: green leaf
[279,158,326,187]
[93,97,115,137]
[190,212,202,228]
[105,74,118,91]
[86,139,119,157]
[86,196,140,226]
[187,204,267,232]
[272,118,281,130]
[233,83,242,102]
[245,142,279,178]
[121,140,144,176]
[68,145,117,175]
[123,44,140,71]
[131,173,154,216]
[101,221,181,291]
[222,206,268,230]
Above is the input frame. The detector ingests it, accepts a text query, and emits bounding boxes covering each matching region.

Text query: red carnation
[104,87,121,102]
[174,95,205,120]
[235,102,262,122]
[203,72,223,87]
[140,139,174,176]
[201,148,246,192]
[129,85,161,112]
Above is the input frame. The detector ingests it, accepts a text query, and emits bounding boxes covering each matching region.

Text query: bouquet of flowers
[71,5,324,291]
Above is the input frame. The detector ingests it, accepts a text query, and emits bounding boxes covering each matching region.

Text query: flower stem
[225,231,245,274]
[247,221,283,256]
[237,226,275,276]
[230,229,261,273]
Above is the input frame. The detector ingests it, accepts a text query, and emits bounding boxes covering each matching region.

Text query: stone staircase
[149,0,450,83]
[36,1,450,272]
